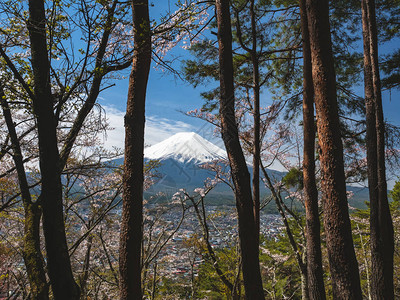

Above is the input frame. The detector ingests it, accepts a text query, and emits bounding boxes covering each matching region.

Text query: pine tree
[361,0,394,298]
[215,0,265,298]
[305,0,363,298]
[299,0,326,298]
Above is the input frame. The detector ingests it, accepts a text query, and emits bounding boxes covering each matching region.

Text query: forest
[0,0,400,299]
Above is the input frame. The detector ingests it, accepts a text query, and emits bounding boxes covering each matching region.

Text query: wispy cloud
[145,116,194,146]
[100,106,195,150]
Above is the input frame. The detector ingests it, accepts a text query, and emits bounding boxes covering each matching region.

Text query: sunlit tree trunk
[27,0,79,298]
[299,0,326,298]
[119,0,151,299]
[215,0,264,298]
[300,262,309,300]
[305,0,363,298]
[361,0,394,298]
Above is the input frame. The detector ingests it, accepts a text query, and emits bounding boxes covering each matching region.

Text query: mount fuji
[109,132,368,207]
[143,132,231,202]
[144,132,227,164]
[140,132,284,205]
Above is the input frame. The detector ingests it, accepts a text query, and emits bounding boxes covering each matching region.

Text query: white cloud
[100,106,195,150]
[145,116,194,146]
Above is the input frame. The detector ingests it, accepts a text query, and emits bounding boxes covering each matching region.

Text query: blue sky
[97,1,400,170]
[97,0,216,148]
[98,55,400,148]
[98,66,211,148]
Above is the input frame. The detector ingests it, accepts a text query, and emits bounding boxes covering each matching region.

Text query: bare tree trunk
[119,0,151,299]
[0,87,49,300]
[361,0,394,298]
[301,264,309,300]
[357,224,372,300]
[79,235,92,300]
[305,0,362,298]
[299,1,326,298]
[250,0,261,246]
[27,1,79,298]
[151,262,157,300]
[215,0,264,298]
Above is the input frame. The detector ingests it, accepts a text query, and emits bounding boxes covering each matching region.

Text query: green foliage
[389,179,400,204]
[282,167,303,189]
[156,277,193,299]
[260,231,303,299]
[390,179,400,297]
[183,40,219,88]
[381,49,400,90]
[196,247,239,299]
[376,0,400,90]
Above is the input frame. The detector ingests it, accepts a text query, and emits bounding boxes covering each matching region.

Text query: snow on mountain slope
[144,132,227,164]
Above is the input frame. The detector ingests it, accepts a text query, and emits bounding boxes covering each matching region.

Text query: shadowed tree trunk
[299,0,326,298]
[305,0,363,298]
[361,0,394,298]
[78,235,92,300]
[119,0,151,299]
[1,1,122,298]
[249,0,261,246]
[215,0,264,298]
[0,87,49,300]
[27,0,80,298]
[232,0,261,245]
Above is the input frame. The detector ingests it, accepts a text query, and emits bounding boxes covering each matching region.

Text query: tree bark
[0,87,49,300]
[299,1,326,299]
[305,0,363,298]
[300,263,309,300]
[361,0,394,298]
[119,0,151,299]
[27,0,80,299]
[78,235,92,300]
[250,0,261,246]
[215,0,265,298]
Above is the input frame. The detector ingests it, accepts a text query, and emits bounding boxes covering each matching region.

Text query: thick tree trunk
[361,0,394,298]
[0,88,49,300]
[215,1,264,298]
[299,1,326,299]
[27,1,79,299]
[305,0,363,298]
[119,0,151,299]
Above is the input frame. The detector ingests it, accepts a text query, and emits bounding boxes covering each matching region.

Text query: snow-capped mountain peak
[144,132,227,164]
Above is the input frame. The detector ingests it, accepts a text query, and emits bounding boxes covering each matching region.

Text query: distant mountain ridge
[110,132,369,209]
